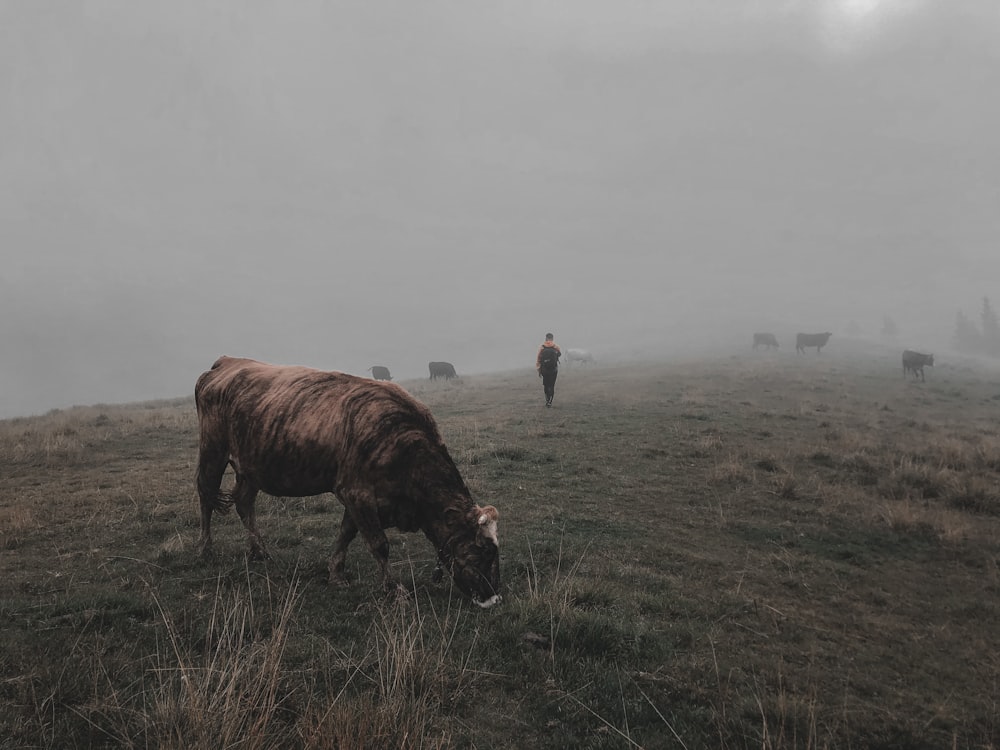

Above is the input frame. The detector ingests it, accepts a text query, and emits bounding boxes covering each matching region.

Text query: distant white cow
[565,349,594,365]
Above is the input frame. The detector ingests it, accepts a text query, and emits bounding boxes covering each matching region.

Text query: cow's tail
[197,469,236,514]
[196,441,235,514]
[211,490,235,514]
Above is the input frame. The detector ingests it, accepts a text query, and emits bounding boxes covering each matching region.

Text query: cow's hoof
[474,594,502,609]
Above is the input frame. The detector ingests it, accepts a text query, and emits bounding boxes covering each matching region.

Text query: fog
[2,1,998,418]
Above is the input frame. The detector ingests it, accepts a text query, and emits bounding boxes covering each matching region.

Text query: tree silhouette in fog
[953,297,1000,357]
[981,297,1000,357]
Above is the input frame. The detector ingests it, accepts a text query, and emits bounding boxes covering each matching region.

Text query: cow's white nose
[475,594,502,609]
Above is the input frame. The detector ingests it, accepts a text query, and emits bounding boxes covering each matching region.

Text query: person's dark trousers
[542,371,557,406]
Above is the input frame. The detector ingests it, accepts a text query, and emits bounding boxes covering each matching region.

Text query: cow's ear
[474,505,499,545]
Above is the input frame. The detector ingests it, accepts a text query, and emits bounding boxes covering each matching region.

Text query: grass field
[2,342,999,749]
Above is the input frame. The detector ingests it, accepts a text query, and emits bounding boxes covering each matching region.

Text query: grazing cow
[195,356,501,607]
[368,365,392,381]
[752,333,779,350]
[428,361,457,380]
[565,348,594,365]
[902,350,934,381]
[795,332,833,353]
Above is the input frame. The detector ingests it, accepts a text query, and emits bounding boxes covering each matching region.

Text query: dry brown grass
[2,347,1000,748]
[71,571,473,750]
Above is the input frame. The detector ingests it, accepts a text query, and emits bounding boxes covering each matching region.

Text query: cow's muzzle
[474,594,502,609]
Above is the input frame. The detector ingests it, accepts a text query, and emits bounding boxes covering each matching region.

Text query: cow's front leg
[232,478,267,560]
[339,489,404,597]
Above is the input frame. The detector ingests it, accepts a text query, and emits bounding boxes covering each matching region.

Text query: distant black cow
[753,333,779,350]
[902,350,934,381]
[428,361,457,380]
[368,366,392,381]
[796,332,832,353]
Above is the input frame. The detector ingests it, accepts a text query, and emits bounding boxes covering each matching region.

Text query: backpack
[539,346,559,373]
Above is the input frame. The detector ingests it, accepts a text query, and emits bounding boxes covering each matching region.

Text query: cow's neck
[409,450,475,559]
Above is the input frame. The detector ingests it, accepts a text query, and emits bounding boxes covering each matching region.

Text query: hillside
[2,347,999,748]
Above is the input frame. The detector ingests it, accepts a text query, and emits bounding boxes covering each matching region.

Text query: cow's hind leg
[232,478,267,560]
[328,510,358,586]
[196,445,230,557]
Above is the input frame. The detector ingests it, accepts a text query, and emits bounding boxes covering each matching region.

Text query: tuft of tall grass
[299,590,477,750]
[709,456,755,487]
[85,574,301,749]
[520,539,586,663]
[0,503,35,550]
[81,568,488,750]
[875,497,976,542]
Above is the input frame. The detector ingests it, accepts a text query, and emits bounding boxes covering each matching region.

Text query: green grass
[2,345,1000,748]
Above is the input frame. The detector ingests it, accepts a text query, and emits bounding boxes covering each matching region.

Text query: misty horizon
[3,1,999,418]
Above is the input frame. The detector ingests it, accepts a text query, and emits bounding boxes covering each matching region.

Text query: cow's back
[196,356,448,497]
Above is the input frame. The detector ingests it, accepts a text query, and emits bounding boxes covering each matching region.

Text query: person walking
[536,332,562,407]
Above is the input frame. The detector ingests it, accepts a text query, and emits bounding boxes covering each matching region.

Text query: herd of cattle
[753,331,834,353]
[193,337,937,606]
[365,350,596,385]
[365,362,459,382]
[753,332,934,381]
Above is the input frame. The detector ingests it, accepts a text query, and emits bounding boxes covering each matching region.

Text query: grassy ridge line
[1,352,999,748]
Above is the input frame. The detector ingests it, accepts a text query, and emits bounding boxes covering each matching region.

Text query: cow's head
[448,504,501,608]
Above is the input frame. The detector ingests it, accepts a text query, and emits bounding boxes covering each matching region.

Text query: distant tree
[953,309,981,354]
[981,297,1000,357]
[881,315,899,339]
[845,320,862,337]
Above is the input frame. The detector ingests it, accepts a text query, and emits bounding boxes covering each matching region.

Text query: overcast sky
[2,0,999,417]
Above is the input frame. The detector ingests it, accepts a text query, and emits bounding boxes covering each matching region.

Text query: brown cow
[195,356,501,607]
